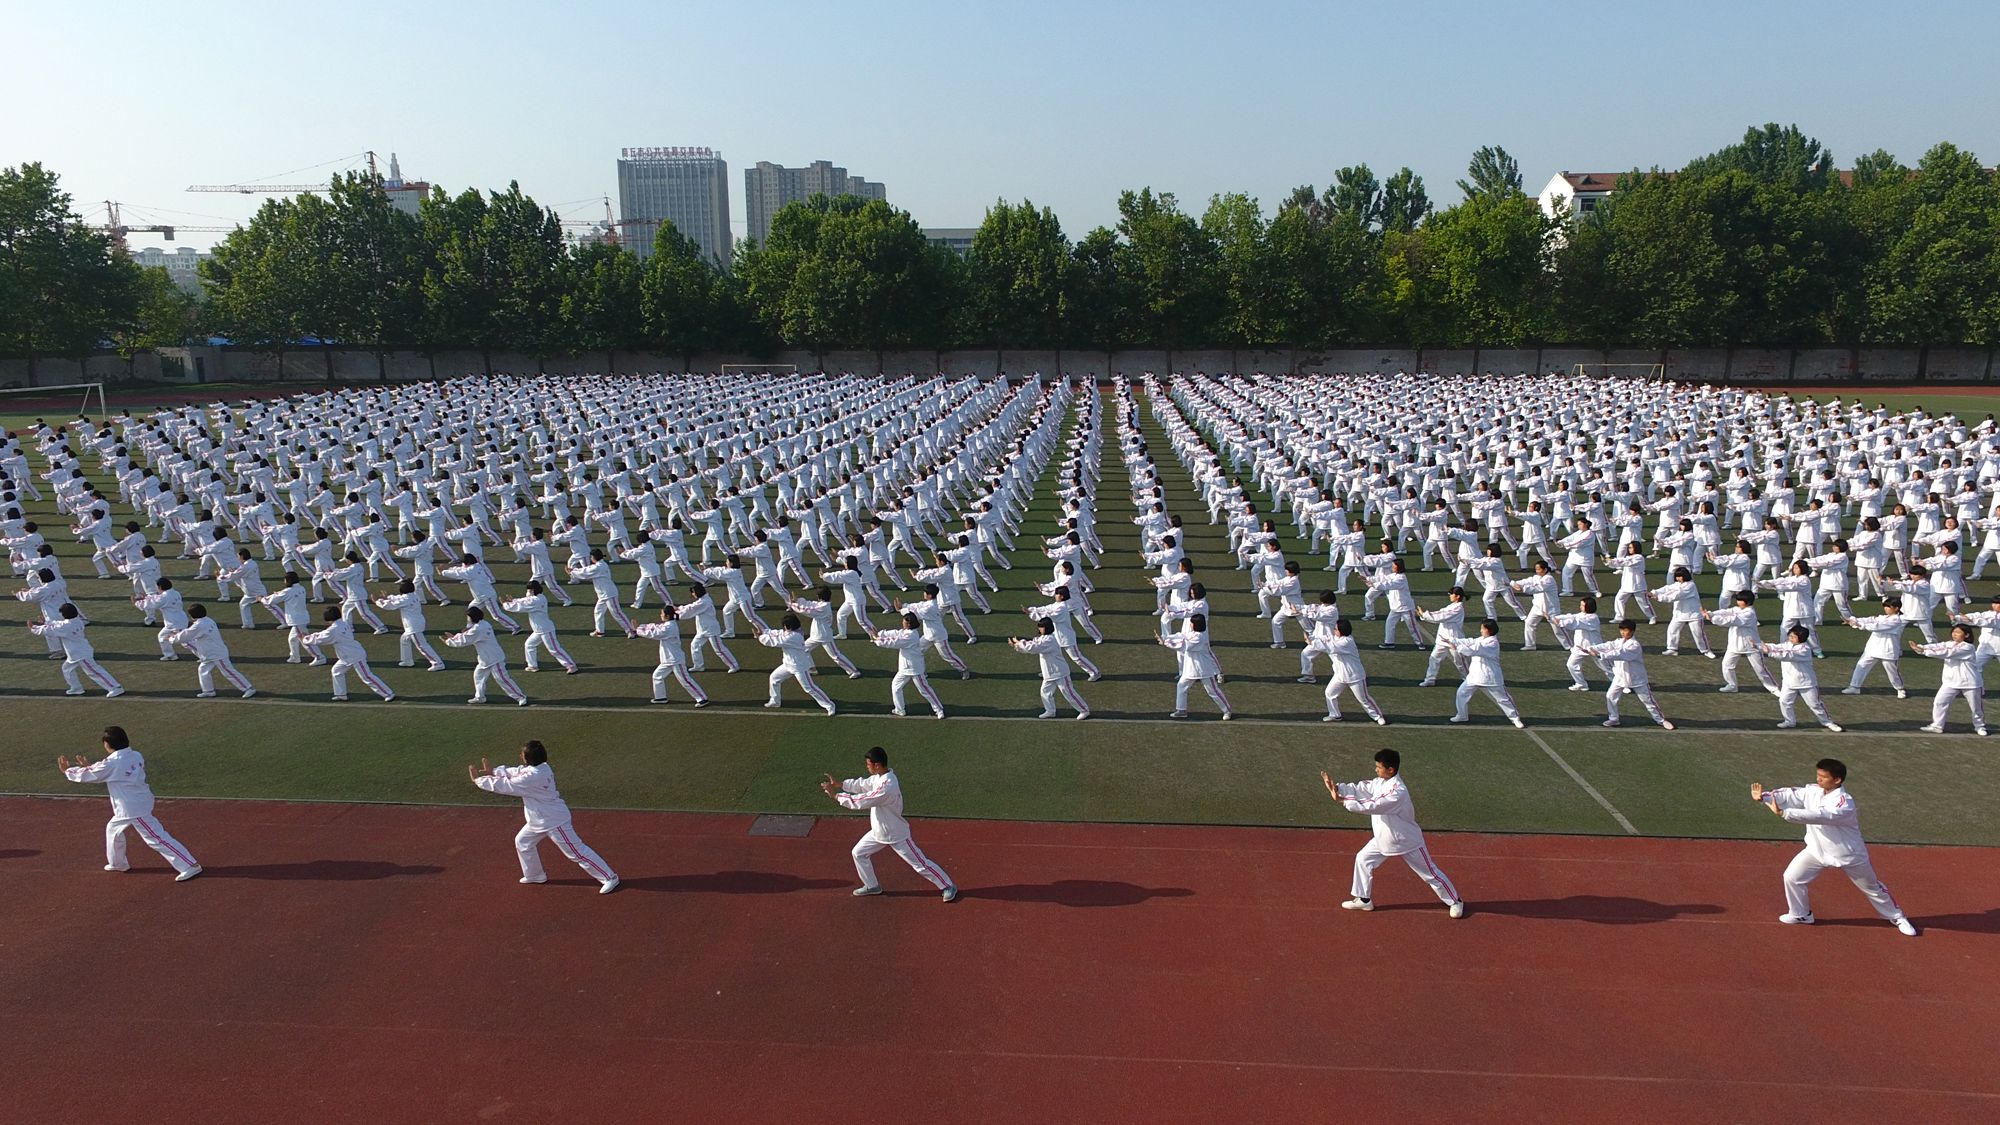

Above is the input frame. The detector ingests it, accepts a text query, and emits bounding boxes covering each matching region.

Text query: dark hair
[522,740,549,766]
[1816,757,1846,781]
[865,746,889,766]
[188,603,207,619]
[102,726,130,750]
[1374,748,1400,771]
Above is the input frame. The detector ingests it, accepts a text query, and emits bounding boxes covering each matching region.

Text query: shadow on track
[968,880,1195,908]
[1435,895,1726,925]
[0,849,41,860]
[622,870,851,895]
[207,860,445,881]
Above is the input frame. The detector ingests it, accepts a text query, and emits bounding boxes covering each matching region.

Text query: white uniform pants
[331,658,393,700]
[472,659,527,703]
[651,660,707,703]
[688,630,739,672]
[62,657,121,694]
[516,822,617,887]
[1663,616,1712,655]
[1453,682,1520,722]
[592,595,634,636]
[1847,656,1904,693]
[1723,649,1780,692]
[891,670,945,716]
[1605,682,1668,726]
[1352,840,1457,903]
[400,629,445,668]
[106,813,199,874]
[196,657,254,695]
[1325,677,1384,721]
[769,665,836,713]
[853,832,952,891]
[1777,686,1835,727]
[523,629,574,672]
[1931,686,1985,731]
[1783,851,1903,923]
[1039,675,1088,716]
[1174,673,1231,715]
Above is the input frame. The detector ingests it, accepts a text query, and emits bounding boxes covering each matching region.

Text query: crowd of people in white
[5,369,1998,734]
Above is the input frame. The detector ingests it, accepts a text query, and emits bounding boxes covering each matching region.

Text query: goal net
[0,381,108,419]
[1572,363,1665,381]
[718,364,800,377]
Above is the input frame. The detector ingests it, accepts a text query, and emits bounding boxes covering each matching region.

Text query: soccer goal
[718,364,800,377]
[1572,363,1665,381]
[0,381,108,419]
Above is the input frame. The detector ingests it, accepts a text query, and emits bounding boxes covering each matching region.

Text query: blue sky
[7,0,1996,250]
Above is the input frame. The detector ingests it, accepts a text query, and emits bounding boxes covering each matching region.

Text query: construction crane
[92,202,237,252]
[188,150,378,194]
[556,195,646,247]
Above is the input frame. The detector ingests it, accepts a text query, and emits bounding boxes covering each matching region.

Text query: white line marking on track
[1525,727,1639,835]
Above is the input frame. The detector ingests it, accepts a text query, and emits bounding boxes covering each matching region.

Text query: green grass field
[5,383,1999,847]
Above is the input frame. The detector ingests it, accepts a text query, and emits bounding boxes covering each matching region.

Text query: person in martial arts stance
[1761,625,1843,732]
[1448,618,1525,728]
[1322,749,1464,918]
[1751,759,1915,936]
[1158,612,1232,721]
[1908,623,1987,736]
[1010,617,1090,720]
[163,603,256,698]
[820,745,957,902]
[755,612,838,715]
[59,726,200,880]
[634,606,711,706]
[28,602,125,698]
[301,606,396,703]
[470,740,619,894]
[1320,618,1388,725]
[1574,619,1675,730]
[445,606,529,707]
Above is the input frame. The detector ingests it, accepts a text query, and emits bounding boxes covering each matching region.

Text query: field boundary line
[1525,728,1639,835]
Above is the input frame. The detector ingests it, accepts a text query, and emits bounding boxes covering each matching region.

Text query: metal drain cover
[748,814,815,837]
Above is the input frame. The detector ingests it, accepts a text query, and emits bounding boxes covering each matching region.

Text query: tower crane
[187,150,378,194]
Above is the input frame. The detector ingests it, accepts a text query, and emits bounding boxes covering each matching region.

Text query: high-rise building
[743,159,887,246]
[617,146,732,266]
[130,246,209,293]
[381,152,432,218]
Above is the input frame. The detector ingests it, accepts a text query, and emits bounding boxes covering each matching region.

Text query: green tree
[563,239,644,361]
[968,199,1071,348]
[1379,168,1432,234]
[1066,226,1134,350]
[1458,145,1523,200]
[1115,188,1222,347]
[1861,143,2000,344]
[1683,123,1834,192]
[0,162,141,381]
[123,267,199,351]
[640,221,721,357]
[1201,192,1268,345]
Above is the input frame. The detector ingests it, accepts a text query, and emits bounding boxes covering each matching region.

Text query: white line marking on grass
[1524,727,1639,835]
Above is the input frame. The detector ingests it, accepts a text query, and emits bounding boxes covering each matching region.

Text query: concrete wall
[12,344,2000,390]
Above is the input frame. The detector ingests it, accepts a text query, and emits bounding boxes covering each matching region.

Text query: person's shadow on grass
[622,870,851,894]
[967,880,1195,908]
[1434,895,1725,924]
[207,860,445,881]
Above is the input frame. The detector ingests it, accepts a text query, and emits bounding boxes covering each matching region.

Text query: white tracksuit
[1762,783,1906,925]
[837,769,953,892]
[64,748,200,875]
[1334,774,1458,905]
[475,763,618,889]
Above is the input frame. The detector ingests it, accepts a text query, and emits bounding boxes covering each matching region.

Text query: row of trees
[5,124,1998,372]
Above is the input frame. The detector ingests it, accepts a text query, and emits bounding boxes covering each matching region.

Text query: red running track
[3,796,1997,1123]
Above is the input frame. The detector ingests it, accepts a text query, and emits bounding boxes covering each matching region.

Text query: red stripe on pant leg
[1419,847,1458,901]
[557,827,611,882]
[136,817,197,869]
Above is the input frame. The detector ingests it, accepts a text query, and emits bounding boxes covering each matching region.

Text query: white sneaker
[1322,714,1340,723]
[1661,720,1676,731]
[1510,717,1525,728]
[1449,716,1468,724]
[1170,709,1188,718]
[1919,724,1945,734]
[1897,690,1908,699]
[1825,723,1843,733]
[175,866,202,882]
[1567,684,1589,692]
[1373,716,1388,726]
[104,864,129,872]
[1894,917,1918,937]
[852,885,884,897]
[1779,912,1814,925]
[1037,711,1057,719]
[599,878,620,895]
[1602,719,1622,727]
[1718,685,1739,693]
[1448,901,1466,919]
[1840,687,1861,695]
[105,688,126,698]
[520,876,547,884]
[1776,720,1798,729]
[1341,898,1373,911]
